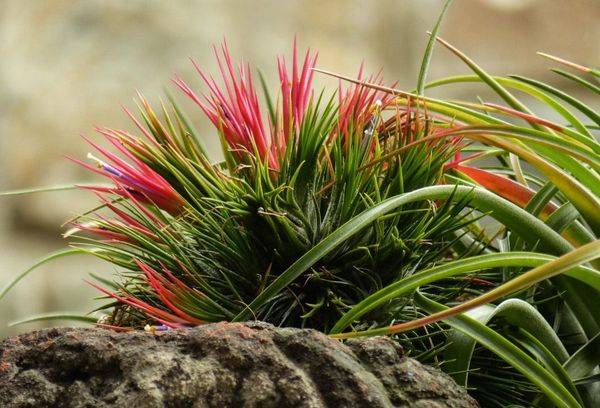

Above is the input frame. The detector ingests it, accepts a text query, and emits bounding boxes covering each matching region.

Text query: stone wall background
[1,0,598,337]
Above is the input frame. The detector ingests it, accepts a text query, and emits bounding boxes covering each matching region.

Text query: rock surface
[0,322,477,408]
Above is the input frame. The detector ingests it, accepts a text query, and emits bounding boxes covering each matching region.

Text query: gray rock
[0,322,477,407]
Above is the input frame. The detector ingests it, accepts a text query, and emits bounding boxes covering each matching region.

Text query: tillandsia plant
[2,1,599,407]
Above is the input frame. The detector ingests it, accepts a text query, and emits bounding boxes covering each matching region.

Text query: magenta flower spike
[135,260,204,325]
[71,132,185,214]
[276,39,318,150]
[87,279,190,328]
[174,43,273,167]
[174,40,318,170]
[336,66,394,143]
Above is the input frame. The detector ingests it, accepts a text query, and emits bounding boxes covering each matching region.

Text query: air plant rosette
[2,2,600,407]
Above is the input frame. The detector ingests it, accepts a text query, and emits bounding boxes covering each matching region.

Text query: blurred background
[1,0,598,337]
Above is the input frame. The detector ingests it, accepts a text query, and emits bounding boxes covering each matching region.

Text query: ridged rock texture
[0,322,478,408]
